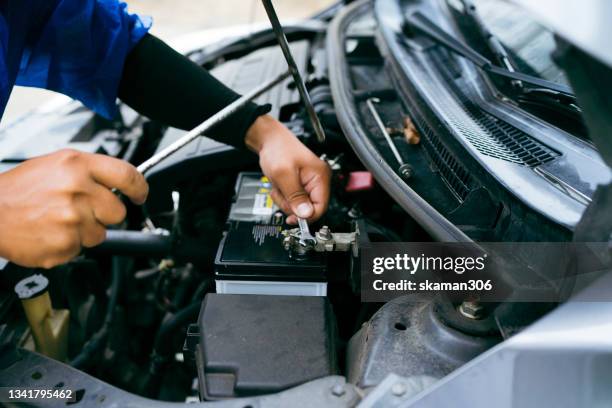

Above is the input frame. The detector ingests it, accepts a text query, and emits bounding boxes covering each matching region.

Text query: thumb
[274,170,314,219]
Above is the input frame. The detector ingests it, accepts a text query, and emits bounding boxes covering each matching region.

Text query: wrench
[297,217,317,247]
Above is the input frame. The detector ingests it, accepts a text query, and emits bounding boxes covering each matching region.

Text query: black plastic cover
[196,294,337,399]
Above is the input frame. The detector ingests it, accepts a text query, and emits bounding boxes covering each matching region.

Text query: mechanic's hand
[245,115,331,225]
[0,149,148,269]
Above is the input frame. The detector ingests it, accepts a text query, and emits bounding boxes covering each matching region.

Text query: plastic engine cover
[194,294,337,400]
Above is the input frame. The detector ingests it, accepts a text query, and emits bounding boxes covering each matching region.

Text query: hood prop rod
[261,0,326,143]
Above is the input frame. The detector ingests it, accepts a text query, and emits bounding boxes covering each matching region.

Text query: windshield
[459,0,570,87]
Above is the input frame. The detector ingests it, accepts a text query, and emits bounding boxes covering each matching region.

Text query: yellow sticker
[253,192,275,215]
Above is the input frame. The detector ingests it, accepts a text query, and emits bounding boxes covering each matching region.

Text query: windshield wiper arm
[460,0,516,73]
[404,11,574,96]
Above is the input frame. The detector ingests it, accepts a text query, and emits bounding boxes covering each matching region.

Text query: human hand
[245,115,331,224]
[0,149,148,268]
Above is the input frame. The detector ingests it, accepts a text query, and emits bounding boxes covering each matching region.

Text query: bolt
[282,237,292,251]
[273,211,284,225]
[347,207,362,219]
[331,384,345,397]
[391,382,407,397]
[318,225,332,240]
[459,300,486,320]
[399,163,413,179]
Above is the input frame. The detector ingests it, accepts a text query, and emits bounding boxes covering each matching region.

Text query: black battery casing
[214,221,326,281]
[214,172,326,283]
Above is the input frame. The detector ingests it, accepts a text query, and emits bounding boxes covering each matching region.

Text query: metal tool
[136,70,291,175]
[365,97,413,180]
[261,0,326,143]
[297,217,317,247]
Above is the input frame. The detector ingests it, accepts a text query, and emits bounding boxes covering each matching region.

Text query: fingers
[271,165,314,219]
[87,154,149,204]
[253,118,332,223]
[80,219,107,248]
[270,188,300,225]
[0,149,142,269]
[284,179,329,225]
[268,160,331,225]
[79,182,128,249]
[80,165,131,249]
[75,195,107,248]
[90,184,128,226]
[305,164,332,222]
[270,188,291,214]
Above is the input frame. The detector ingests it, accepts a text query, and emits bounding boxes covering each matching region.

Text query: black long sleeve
[118,34,271,149]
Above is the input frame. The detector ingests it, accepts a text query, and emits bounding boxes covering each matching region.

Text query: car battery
[215,173,327,296]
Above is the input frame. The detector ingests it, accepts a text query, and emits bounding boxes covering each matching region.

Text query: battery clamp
[281,224,359,256]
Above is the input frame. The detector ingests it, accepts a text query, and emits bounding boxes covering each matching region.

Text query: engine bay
[0,31,431,401]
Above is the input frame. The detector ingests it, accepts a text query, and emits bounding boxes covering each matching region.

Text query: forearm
[118,34,270,148]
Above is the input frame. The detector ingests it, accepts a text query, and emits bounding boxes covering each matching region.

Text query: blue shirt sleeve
[15,0,152,119]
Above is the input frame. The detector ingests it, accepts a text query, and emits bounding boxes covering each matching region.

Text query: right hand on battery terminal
[245,115,331,224]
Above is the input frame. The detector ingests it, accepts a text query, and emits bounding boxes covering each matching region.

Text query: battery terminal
[282,225,358,255]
